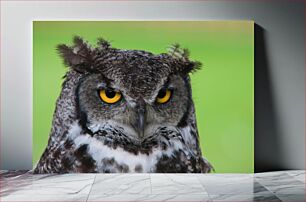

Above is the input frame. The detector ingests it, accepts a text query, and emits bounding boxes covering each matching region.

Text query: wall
[1,0,304,171]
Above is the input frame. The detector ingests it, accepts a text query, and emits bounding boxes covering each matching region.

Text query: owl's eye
[156,89,172,104]
[99,89,122,104]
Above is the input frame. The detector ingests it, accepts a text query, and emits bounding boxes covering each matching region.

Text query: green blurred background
[33,21,254,173]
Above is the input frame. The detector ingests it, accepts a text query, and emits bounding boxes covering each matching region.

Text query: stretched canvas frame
[33,21,254,173]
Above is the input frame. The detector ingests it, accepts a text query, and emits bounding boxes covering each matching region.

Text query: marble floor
[0,170,305,202]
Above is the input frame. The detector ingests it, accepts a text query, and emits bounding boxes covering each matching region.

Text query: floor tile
[90,174,151,195]
[0,170,29,178]
[0,170,8,175]
[198,174,261,195]
[264,183,305,195]
[1,173,96,196]
[286,171,305,183]
[0,194,88,202]
[150,174,207,195]
[210,194,282,202]
[253,181,275,194]
[1,173,53,196]
[88,194,211,202]
[255,170,304,180]
[275,194,306,202]
[2,170,306,202]
[254,170,290,177]
[256,173,305,195]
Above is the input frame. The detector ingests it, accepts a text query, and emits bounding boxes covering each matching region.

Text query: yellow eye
[156,89,172,104]
[99,89,122,104]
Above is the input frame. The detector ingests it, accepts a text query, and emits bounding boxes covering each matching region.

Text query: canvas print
[33,21,254,173]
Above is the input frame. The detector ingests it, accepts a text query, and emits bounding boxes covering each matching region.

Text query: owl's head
[57,36,201,144]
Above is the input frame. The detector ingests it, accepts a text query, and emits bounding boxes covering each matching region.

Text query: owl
[33,36,213,173]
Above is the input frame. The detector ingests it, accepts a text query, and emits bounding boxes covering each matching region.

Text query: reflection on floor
[0,170,305,201]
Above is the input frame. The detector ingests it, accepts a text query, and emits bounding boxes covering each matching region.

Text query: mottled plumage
[34,36,212,173]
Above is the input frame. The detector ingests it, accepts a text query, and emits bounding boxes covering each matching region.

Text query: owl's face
[58,37,201,144]
[77,68,190,142]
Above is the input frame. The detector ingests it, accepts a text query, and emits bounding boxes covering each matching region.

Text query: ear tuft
[57,36,94,73]
[97,37,111,49]
[185,60,202,74]
[167,44,202,74]
[73,36,85,47]
[167,43,182,58]
[57,44,82,67]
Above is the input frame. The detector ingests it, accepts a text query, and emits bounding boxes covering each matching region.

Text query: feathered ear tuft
[184,60,202,74]
[97,37,111,49]
[57,36,94,73]
[167,43,202,74]
[167,43,183,58]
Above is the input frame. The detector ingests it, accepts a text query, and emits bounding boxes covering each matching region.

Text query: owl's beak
[133,99,146,139]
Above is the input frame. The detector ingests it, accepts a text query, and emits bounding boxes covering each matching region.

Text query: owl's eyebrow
[159,76,175,90]
[96,82,107,89]
[96,82,121,92]
[162,82,175,90]
[95,74,116,89]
